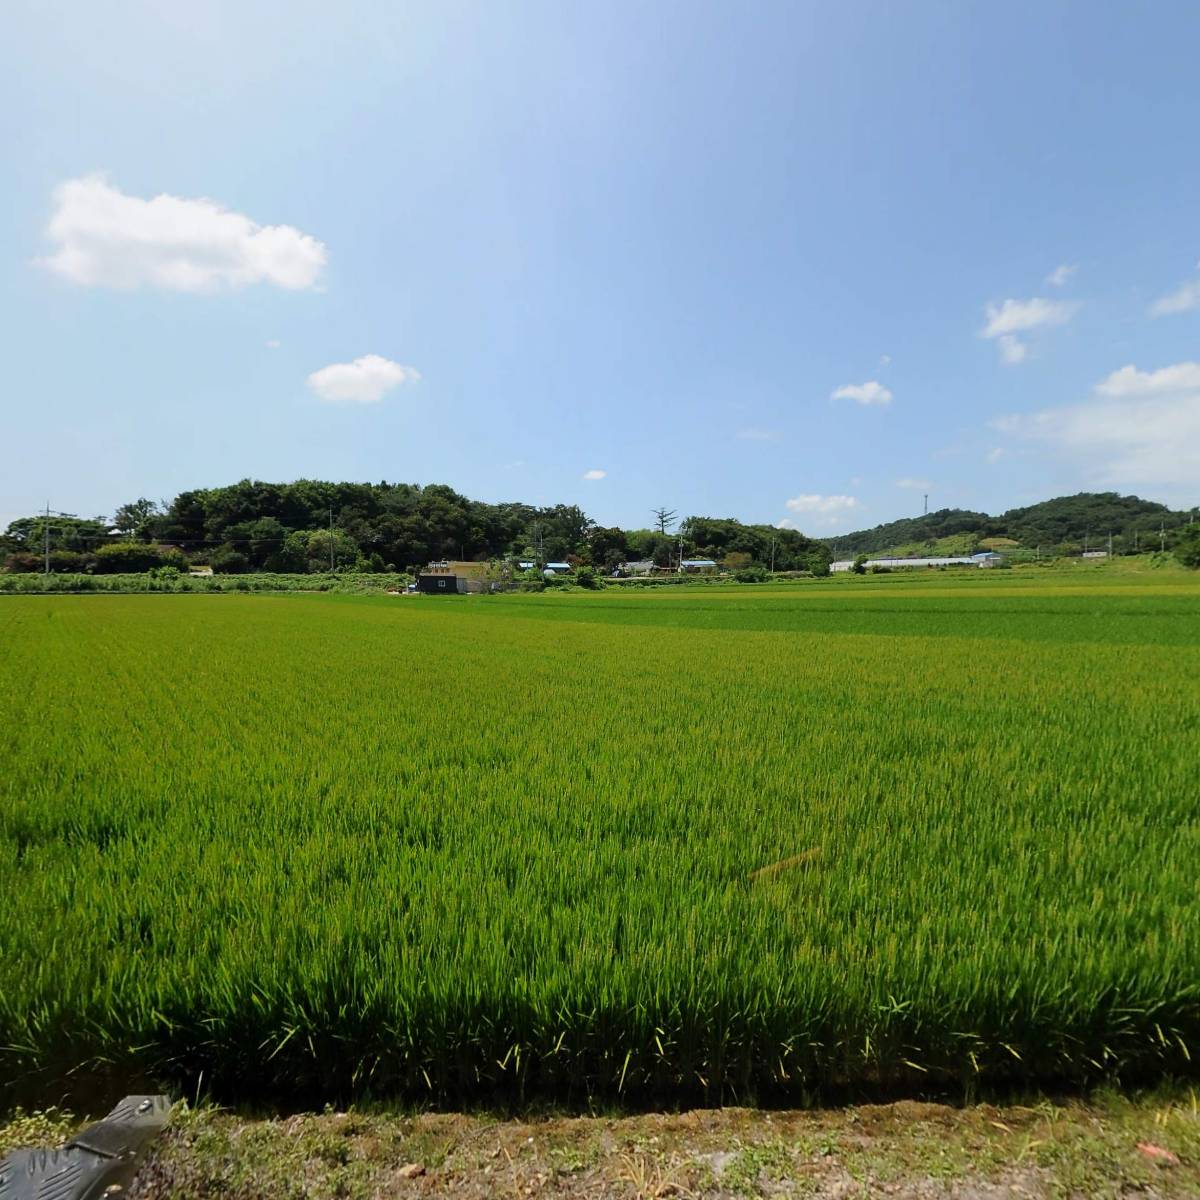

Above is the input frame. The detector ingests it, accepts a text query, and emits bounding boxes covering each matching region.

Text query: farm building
[614,560,655,577]
[830,551,1004,573]
[680,559,718,573]
[417,560,491,594]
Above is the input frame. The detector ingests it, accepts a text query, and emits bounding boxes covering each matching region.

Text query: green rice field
[2,572,1198,1107]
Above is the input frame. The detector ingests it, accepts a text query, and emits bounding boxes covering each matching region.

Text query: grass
[0,570,1198,1109]
[6,1091,1198,1197]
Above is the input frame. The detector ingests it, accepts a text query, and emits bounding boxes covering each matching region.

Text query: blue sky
[2,0,1198,534]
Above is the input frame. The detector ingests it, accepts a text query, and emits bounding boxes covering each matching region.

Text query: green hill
[824,493,1192,556]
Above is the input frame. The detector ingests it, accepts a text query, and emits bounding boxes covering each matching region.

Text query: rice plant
[1,575,1197,1107]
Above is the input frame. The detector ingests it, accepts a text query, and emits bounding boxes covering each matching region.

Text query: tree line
[1,479,831,575]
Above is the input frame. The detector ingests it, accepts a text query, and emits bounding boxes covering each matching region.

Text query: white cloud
[998,335,1028,365]
[1150,265,1200,317]
[265,339,281,349]
[785,494,861,514]
[895,478,931,490]
[985,447,1005,464]
[831,380,892,406]
[1045,263,1076,287]
[582,469,607,480]
[306,355,420,405]
[879,354,891,366]
[782,494,862,529]
[981,297,1079,339]
[40,175,326,292]
[736,427,781,441]
[993,361,1200,488]
[775,518,799,530]
[1094,361,1200,397]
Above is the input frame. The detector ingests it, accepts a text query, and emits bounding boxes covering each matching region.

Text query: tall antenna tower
[923,493,928,516]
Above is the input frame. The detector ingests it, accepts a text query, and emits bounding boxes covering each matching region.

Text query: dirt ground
[3,1091,1197,1199]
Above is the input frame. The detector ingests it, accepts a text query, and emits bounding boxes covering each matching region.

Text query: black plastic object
[0,1094,171,1200]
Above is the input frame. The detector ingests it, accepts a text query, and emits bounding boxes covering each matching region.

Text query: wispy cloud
[993,361,1200,489]
[782,493,862,528]
[582,469,607,480]
[831,380,892,406]
[736,427,781,441]
[998,335,1028,365]
[40,174,327,291]
[265,339,282,349]
[1045,263,1076,288]
[982,297,1079,338]
[980,296,1079,365]
[895,478,931,490]
[307,355,420,404]
[1150,262,1200,316]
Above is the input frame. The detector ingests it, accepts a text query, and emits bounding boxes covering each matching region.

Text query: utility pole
[329,508,335,572]
[1160,520,1166,553]
[923,493,928,516]
[44,501,51,575]
[769,536,776,572]
[1107,531,1113,558]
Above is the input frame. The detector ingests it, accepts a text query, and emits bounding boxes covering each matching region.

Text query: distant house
[543,562,572,575]
[680,558,718,574]
[613,560,655,577]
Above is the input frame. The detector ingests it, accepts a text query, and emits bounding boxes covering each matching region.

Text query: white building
[830,552,1004,573]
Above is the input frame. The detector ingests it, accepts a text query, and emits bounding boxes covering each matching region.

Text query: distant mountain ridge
[821,492,1193,556]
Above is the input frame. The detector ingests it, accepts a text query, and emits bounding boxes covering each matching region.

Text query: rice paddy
[1,572,1198,1108]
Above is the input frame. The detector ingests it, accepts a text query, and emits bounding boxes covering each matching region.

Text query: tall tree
[111,498,162,541]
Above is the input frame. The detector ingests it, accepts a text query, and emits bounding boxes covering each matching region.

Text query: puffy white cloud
[306,355,420,404]
[265,339,282,349]
[831,380,892,406]
[736,427,781,441]
[981,297,1079,339]
[1045,263,1077,287]
[582,469,607,480]
[1150,265,1200,317]
[40,175,326,292]
[895,478,931,490]
[993,361,1200,489]
[998,335,1028,365]
[1094,361,1200,397]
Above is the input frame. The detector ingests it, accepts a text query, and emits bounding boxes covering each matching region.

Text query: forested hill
[1,479,829,575]
[823,492,1193,555]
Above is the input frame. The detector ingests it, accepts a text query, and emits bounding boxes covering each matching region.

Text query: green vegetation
[825,491,1196,556]
[1,572,1198,1110]
[13,482,1195,584]
[0,571,412,595]
[8,1090,1200,1199]
[1,481,829,577]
